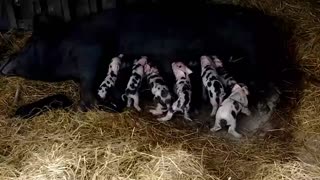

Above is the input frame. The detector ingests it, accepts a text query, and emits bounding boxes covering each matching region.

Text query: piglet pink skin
[212,56,223,68]
[136,56,148,67]
[171,62,193,80]
[200,56,215,68]
[144,63,159,75]
[108,54,123,75]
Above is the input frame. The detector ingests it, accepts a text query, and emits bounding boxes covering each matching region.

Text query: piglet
[201,55,226,116]
[122,56,147,111]
[212,56,237,90]
[144,63,172,115]
[211,83,251,138]
[98,54,123,99]
[158,62,192,121]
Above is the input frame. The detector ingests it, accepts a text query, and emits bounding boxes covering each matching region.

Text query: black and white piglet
[201,56,226,116]
[98,54,123,100]
[158,62,192,121]
[144,63,172,115]
[211,83,251,138]
[212,56,237,90]
[122,56,147,111]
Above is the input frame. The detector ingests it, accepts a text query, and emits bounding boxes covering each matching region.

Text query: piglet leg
[241,107,251,116]
[227,123,242,138]
[211,118,222,132]
[158,100,178,121]
[150,103,164,115]
[183,109,192,121]
[202,85,207,101]
[132,94,141,112]
[79,79,97,111]
[209,96,219,117]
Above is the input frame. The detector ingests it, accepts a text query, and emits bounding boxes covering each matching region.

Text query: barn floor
[1,0,320,179]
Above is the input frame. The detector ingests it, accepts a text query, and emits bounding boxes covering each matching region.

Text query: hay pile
[0,0,320,179]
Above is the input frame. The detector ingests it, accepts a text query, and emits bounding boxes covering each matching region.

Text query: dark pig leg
[75,45,102,111]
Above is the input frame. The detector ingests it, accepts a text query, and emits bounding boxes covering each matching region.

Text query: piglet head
[239,83,250,96]
[212,56,224,68]
[231,83,249,106]
[171,62,193,79]
[135,56,148,66]
[144,63,159,75]
[108,55,122,75]
[200,56,214,68]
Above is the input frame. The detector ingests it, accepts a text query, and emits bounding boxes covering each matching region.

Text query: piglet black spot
[209,91,213,98]
[209,76,217,82]
[233,101,240,111]
[214,81,222,95]
[215,97,220,104]
[130,83,136,89]
[177,100,181,108]
[132,78,138,84]
[207,81,212,87]
[184,91,190,107]
[231,110,237,119]
[101,83,107,88]
[155,79,165,85]
[161,89,168,97]
[110,71,116,77]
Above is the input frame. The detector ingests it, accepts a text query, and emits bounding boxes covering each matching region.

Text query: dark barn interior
[0,0,319,179]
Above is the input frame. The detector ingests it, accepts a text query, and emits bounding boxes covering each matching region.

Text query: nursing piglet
[122,56,147,111]
[144,63,172,115]
[212,56,237,89]
[201,56,226,116]
[97,54,123,100]
[158,62,192,121]
[211,84,251,138]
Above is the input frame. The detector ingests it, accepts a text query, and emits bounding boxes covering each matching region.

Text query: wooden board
[61,0,71,21]
[102,0,115,10]
[5,0,17,29]
[75,0,90,17]
[46,0,63,17]
[32,0,41,14]
[89,0,97,13]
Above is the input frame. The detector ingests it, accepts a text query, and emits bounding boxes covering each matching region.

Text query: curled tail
[121,94,127,101]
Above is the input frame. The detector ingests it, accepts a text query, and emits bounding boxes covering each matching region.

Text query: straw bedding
[0,0,319,179]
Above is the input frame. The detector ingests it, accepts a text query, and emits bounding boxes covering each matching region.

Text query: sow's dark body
[0,3,286,112]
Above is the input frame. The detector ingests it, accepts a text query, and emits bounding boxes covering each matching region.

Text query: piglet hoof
[184,117,193,121]
[158,116,171,122]
[228,130,243,138]
[242,108,252,116]
[210,126,222,132]
[210,112,216,117]
[134,106,142,112]
[149,109,163,115]
[183,115,193,121]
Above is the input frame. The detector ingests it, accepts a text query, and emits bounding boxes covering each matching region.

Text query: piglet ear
[144,64,150,73]
[232,84,241,92]
[186,67,193,75]
[242,86,249,95]
[115,64,120,72]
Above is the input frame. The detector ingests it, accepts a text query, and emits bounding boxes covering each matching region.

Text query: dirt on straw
[0,0,320,179]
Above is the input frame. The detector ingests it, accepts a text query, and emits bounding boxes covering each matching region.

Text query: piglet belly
[216,106,232,120]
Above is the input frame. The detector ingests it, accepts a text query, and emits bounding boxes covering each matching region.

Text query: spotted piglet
[211,84,251,138]
[98,54,123,100]
[122,56,147,111]
[144,63,172,115]
[158,62,192,121]
[201,56,226,117]
[212,56,237,90]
